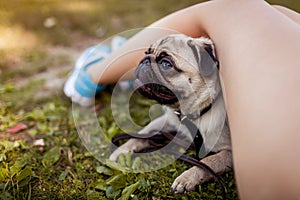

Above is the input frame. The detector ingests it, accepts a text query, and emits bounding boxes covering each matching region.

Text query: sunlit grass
[0,25,37,50]
[59,1,104,13]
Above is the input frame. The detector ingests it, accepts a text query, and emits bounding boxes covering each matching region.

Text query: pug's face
[134,34,220,108]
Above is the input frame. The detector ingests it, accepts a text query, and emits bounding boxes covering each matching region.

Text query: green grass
[0,0,201,46]
[0,0,300,199]
[0,0,201,83]
[0,86,239,199]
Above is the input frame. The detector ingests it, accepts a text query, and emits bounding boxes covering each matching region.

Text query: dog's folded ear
[187,38,219,77]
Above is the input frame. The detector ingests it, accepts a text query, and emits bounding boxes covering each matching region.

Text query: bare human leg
[85,1,300,198]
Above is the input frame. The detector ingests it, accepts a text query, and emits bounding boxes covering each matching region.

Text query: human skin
[87,0,300,199]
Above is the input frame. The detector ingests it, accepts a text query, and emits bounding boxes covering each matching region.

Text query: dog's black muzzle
[135,57,155,83]
[134,56,178,105]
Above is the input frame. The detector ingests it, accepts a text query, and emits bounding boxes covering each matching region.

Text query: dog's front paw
[170,166,208,194]
[109,146,130,162]
[109,138,150,162]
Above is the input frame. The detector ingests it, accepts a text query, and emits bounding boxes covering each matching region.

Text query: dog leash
[111,129,226,199]
[173,103,212,160]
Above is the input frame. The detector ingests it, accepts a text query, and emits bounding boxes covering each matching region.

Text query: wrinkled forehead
[150,35,190,55]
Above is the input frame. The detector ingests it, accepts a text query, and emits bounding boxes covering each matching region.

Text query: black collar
[174,103,212,121]
[174,103,212,160]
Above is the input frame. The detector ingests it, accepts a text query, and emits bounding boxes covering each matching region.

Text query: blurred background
[0,1,299,199]
[0,0,299,84]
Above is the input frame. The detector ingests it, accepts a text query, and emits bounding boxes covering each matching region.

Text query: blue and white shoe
[64,36,128,107]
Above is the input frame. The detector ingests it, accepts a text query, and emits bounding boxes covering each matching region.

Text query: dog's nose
[137,59,150,75]
[135,54,157,79]
[136,57,150,77]
[139,55,155,67]
[141,57,150,66]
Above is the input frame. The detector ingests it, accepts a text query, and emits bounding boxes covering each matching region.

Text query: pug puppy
[109,34,232,194]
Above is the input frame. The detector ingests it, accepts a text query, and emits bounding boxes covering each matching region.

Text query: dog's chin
[134,79,178,105]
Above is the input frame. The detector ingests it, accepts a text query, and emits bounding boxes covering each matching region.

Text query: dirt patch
[0,131,31,142]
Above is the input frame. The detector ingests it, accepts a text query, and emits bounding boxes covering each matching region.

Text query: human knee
[272,4,290,12]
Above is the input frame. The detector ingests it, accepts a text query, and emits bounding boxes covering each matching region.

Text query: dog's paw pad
[170,175,197,194]
[170,167,203,194]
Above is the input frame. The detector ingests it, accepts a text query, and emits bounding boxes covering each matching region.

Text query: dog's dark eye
[160,59,173,70]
